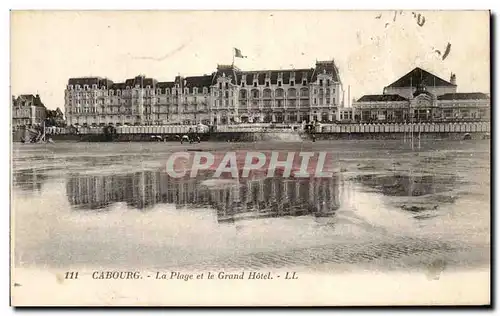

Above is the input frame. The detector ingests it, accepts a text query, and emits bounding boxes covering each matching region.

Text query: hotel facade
[64,60,344,127]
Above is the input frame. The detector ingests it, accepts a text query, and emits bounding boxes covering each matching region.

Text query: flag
[234,48,247,58]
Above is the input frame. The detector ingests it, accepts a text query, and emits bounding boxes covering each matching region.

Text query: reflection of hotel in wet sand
[65,171,348,223]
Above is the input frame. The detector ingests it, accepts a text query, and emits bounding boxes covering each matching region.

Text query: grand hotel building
[64,60,344,127]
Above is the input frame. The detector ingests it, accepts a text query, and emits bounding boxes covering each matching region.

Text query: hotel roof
[437,92,490,100]
[387,67,456,88]
[357,94,409,102]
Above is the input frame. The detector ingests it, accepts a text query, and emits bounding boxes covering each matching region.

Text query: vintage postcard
[10,10,491,306]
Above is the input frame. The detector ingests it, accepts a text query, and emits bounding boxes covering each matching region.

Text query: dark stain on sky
[442,43,452,60]
[133,42,189,61]
[416,14,426,27]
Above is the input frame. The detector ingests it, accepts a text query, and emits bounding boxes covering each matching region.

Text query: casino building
[352,67,490,123]
[64,60,344,127]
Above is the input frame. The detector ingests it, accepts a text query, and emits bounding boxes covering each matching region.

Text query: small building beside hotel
[352,67,490,123]
[12,94,47,129]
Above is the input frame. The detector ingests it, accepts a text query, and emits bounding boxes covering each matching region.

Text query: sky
[11,10,490,110]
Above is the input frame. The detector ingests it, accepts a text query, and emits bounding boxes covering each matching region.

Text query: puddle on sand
[353,173,457,197]
[352,173,460,219]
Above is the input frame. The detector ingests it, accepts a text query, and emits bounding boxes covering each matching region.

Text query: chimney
[450,72,456,85]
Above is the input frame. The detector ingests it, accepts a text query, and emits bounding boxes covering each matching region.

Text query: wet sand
[12,140,490,272]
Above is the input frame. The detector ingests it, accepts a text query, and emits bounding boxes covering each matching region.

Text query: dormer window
[219,83,222,89]
[76,85,81,90]
[327,79,330,86]
[68,85,74,90]
[319,79,323,86]
[265,81,270,87]
[126,86,130,90]
[203,87,208,94]
[302,80,307,86]
[117,90,121,96]
[157,88,161,94]
[184,88,188,94]
[84,85,89,90]
[278,81,282,87]
[225,82,229,89]
[253,82,257,88]
[110,90,114,96]
[92,84,97,89]
[241,82,245,87]
[194,87,198,94]
[290,80,295,87]
[146,85,150,89]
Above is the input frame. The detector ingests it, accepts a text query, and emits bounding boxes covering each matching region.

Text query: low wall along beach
[12,121,490,142]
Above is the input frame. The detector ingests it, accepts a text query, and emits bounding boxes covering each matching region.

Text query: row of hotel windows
[225,77,333,89]
[68,105,210,114]
[67,87,336,99]
[67,97,336,107]
[67,99,338,114]
[67,76,334,91]
[67,85,209,95]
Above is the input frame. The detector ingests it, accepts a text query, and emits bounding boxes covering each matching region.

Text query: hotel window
[225,82,229,89]
[302,80,307,86]
[184,88,188,94]
[157,88,161,94]
[263,89,272,98]
[194,88,198,94]
[203,87,208,94]
[278,81,282,87]
[290,81,295,87]
[76,85,81,90]
[327,79,330,86]
[225,91,229,98]
[240,90,247,99]
[92,84,97,89]
[253,82,257,87]
[251,89,259,99]
[319,79,323,86]
[265,81,270,87]
[219,83,222,89]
